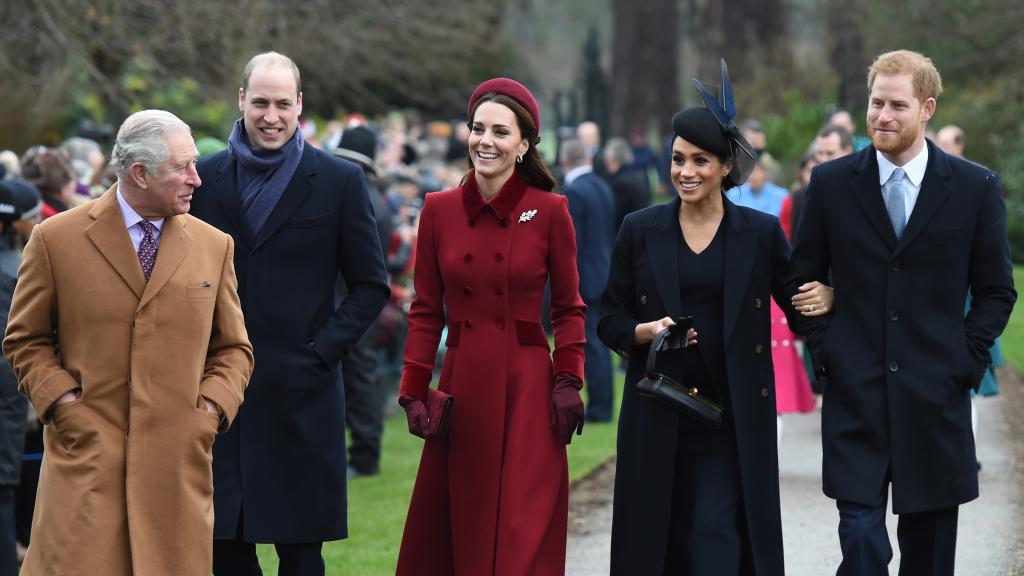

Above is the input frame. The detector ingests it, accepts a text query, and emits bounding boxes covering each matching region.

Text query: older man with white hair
[3,109,254,576]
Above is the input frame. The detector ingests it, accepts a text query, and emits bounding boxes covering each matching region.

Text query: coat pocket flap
[515,319,549,349]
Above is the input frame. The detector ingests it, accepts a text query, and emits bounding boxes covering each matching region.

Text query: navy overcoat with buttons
[790,141,1016,514]
[598,196,821,576]
[396,172,586,575]
[191,145,389,542]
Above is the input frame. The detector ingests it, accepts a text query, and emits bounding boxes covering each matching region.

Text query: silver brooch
[518,209,537,223]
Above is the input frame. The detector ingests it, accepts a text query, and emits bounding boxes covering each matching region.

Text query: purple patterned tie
[138,221,158,281]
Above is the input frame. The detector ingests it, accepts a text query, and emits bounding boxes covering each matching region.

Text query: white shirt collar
[116,186,165,232]
[564,165,594,187]
[877,143,929,188]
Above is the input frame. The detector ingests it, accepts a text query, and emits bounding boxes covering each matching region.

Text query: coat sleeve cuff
[30,370,80,424]
[552,352,584,382]
[400,366,432,401]
[199,380,243,431]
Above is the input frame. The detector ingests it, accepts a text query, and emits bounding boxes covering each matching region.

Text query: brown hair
[20,148,74,198]
[867,50,943,102]
[464,93,557,192]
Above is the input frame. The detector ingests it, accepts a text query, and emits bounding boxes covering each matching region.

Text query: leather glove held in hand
[399,395,431,439]
[550,373,585,444]
[658,316,694,352]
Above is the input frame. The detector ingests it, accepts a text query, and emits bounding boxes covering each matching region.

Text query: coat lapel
[138,215,192,310]
[253,146,315,250]
[722,198,756,346]
[849,147,898,251]
[894,141,953,257]
[85,187,146,300]
[645,199,682,319]
[210,154,255,249]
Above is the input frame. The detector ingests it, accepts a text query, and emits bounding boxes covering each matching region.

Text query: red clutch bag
[427,388,454,437]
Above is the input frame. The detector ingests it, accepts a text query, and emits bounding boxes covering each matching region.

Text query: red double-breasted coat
[397,172,586,575]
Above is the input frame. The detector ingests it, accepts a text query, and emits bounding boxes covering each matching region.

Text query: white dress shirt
[876,144,929,227]
[563,165,594,187]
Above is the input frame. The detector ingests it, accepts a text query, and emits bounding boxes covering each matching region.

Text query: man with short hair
[739,118,767,155]
[576,120,608,178]
[603,137,649,230]
[792,50,1016,575]
[561,138,615,422]
[827,108,872,151]
[814,124,854,164]
[333,126,393,478]
[726,154,789,217]
[4,110,254,576]
[936,124,965,158]
[191,52,389,575]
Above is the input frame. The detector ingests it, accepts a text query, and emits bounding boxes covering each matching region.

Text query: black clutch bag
[636,317,723,428]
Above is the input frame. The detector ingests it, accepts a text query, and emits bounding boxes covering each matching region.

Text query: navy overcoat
[192,145,389,542]
[599,196,821,576]
[791,141,1016,514]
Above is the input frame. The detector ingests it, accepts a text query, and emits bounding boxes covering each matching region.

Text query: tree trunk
[609,0,679,139]
[827,0,869,112]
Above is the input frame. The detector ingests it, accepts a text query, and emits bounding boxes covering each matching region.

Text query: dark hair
[464,93,557,192]
[670,135,738,192]
[799,150,816,169]
[817,124,853,151]
[671,107,739,191]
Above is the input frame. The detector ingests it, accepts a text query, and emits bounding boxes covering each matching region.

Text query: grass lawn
[1000,266,1024,371]
[256,374,625,574]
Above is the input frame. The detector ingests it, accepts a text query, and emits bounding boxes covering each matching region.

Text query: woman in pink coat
[396,78,587,575]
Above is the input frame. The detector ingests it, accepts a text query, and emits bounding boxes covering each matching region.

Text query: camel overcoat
[3,188,254,576]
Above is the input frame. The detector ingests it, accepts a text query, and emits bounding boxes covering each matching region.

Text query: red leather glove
[399,395,431,439]
[550,373,585,445]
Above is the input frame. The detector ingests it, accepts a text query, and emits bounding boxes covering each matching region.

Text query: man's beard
[869,122,920,157]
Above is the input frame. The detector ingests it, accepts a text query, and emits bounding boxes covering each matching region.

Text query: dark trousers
[583,304,613,421]
[213,538,324,576]
[836,498,959,576]
[16,427,42,546]
[343,335,383,474]
[0,487,15,576]
[664,434,752,575]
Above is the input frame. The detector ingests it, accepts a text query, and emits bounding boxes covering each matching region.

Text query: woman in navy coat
[599,63,833,575]
[395,78,587,575]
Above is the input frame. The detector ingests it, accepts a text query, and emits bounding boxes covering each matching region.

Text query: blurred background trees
[2,0,1023,257]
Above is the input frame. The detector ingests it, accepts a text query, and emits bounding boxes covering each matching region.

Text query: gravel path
[566,367,1024,574]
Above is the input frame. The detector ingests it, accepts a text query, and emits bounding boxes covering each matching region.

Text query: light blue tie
[884,168,908,239]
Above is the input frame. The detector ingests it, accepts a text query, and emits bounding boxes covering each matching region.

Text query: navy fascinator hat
[671,59,757,189]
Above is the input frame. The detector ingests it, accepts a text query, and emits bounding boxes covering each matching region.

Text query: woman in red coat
[396,78,587,575]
